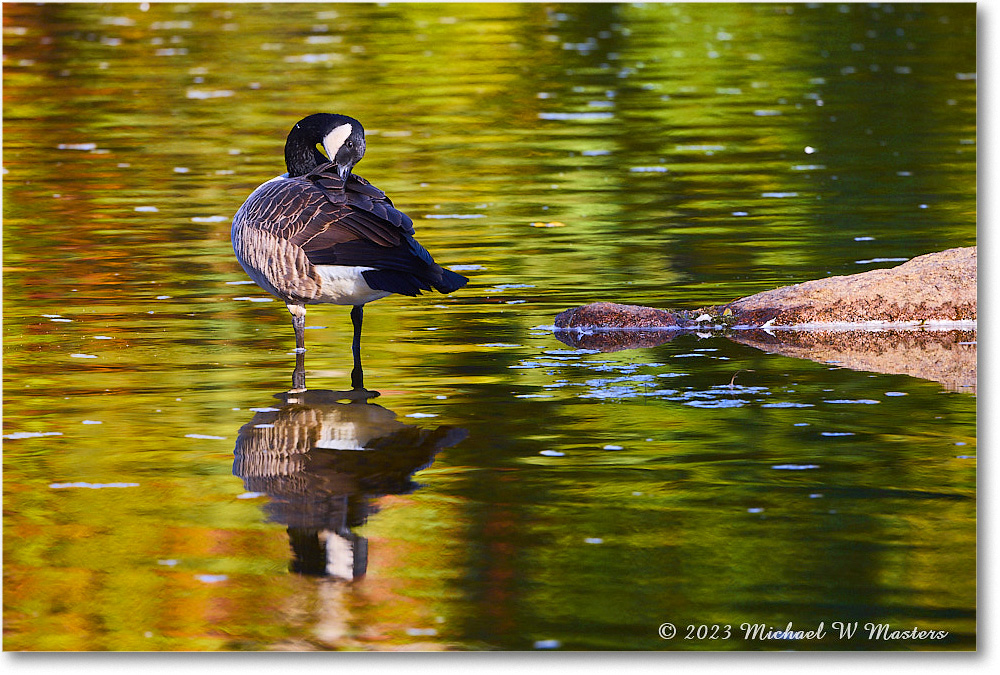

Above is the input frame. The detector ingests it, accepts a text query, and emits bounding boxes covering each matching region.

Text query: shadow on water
[554,328,976,393]
[232,370,468,579]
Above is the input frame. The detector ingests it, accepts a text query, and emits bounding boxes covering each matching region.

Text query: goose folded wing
[289,192,416,257]
[308,165,416,234]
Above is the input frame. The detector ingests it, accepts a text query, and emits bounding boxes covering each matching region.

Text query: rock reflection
[233,388,467,579]
[555,327,976,392]
[554,328,683,352]
[730,329,976,393]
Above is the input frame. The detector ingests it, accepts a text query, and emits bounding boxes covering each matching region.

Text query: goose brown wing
[235,166,414,254]
[289,166,422,268]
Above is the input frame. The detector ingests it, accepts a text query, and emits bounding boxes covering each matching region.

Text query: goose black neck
[284,129,329,177]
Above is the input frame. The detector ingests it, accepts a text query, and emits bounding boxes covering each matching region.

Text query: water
[3,2,976,651]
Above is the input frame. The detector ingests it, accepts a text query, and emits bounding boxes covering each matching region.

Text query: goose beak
[336,163,352,180]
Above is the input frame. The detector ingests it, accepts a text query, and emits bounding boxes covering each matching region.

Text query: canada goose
[232,113,468,391]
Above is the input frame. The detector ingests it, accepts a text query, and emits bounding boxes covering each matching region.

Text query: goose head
[285,113,366,179]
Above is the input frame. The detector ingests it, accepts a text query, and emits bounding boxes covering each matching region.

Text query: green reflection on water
[4,2,975,651]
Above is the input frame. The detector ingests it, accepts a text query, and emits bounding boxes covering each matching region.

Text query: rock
[553,301,683,330]
[720,246,976,326]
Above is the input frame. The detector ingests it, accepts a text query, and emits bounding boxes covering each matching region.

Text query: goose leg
[288,303,307,392]
[351,305,364,390]
[291,348,306,392]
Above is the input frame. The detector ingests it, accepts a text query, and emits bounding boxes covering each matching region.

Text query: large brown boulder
[720,246,976,326]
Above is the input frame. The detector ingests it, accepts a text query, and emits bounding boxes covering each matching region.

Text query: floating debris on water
[584,537,604,544]
[192,215,229,223]
[677,144,726,152]
[406,412,438,418]
[225,280,255,285]
[233,296,274,302]
[185,89,235,99]
[50,482,140,489]
[81,420,102,425]
[538,111,614,120]
[821,432,856,437]
[854,257,909,264]
[237,492,266,499]
[450,264,486,271]
[602,444,623,451]
[772,464,820,470]
[488,283,535,292]
[70,353,98,359]
[249,407,280,412]
[747,507,765,513]
[405,627,438,637]
[134,206,159,212]
[884,391,908,397]
[57,142,97,151]
[823,399,880,405]
[185,433,227,440]
[4,431,63,440]
[539,450,565,457]
[194,574,228,584]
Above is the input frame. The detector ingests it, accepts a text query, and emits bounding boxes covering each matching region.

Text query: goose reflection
[233,386,467,579]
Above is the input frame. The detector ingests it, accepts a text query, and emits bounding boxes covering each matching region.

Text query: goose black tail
[434,269,469,295]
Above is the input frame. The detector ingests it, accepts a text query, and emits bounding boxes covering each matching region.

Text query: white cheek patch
[321,123,353,160]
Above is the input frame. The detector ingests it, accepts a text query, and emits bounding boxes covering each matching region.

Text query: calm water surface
[3,2,976,651]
